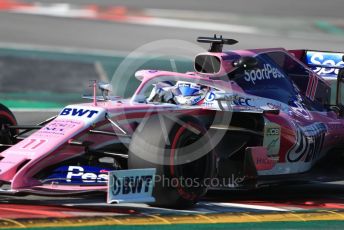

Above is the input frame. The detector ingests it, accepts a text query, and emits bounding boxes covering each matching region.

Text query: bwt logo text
[112,175,154,195]
[60,108,99,118]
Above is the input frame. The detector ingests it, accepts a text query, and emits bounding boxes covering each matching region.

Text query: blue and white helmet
[175,81,206,105]
[176,81,201,96]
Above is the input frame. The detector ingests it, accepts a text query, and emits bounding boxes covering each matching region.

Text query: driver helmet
[175,81,206,105]
[176,81,201,96]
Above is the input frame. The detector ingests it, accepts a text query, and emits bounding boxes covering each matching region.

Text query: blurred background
[0,0,342,114]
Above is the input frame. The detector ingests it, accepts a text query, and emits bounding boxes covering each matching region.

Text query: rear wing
[289,50,344,105]
[289,50,344,77]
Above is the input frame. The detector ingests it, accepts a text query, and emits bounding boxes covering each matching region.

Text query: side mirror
[232,56,258,69]
[194,55,221,74]
[98,82,112,100]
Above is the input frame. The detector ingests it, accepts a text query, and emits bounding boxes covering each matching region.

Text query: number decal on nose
[21,139,47,150]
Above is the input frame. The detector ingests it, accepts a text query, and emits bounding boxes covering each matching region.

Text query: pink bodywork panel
[0,118,86,188]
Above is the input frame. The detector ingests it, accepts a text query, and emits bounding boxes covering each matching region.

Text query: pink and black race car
[1,36,344,208]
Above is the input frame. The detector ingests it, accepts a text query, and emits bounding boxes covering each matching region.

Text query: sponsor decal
[191,95,203,105]
[289,100,312,120]
[20,138,47,150]
[178,82,199,90]
[306,73,318,101]
[255,157,275,170]
[216,94,258,111]
[60,108,99,118]
[108,168,156,204]
[177,82,200,96]
[267,138,279,152]
[307,51,344,76]
[111,174,152,196]
[244,64,284,84]
[249,147,276,171]
[38,120,80,136]
[175,95,202,105]
[266,128,280,136]
[66,166,108,183]
[263,123,281,158]
[203,92,217,108]
[205,92,216,102]
[45,166,110,184]
[231,105,257,110]
[233,96,253,107]
[267,103,282,110]
[204,102,216,108]
[287,122,327,162]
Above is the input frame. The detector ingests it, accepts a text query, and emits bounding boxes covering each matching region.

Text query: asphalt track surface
[3,183,344,228]
[1,0,344,228]
[0,0,343,53]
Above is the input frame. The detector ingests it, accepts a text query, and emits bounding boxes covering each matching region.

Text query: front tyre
[0,104,17,149]
[128,114,215,208]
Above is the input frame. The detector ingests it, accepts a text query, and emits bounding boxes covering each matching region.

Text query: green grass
[1,99,64,109]
[315,20,344,35]
[0,46,193,109]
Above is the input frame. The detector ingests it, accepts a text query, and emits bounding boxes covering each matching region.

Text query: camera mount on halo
[197,34,238,52]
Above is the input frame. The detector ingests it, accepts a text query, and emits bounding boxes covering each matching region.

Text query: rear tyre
[128,114,215,208]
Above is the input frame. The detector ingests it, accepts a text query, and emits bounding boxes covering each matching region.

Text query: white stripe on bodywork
[215,202,288,211]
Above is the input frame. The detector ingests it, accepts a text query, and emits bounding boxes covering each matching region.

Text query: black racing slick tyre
[0,104,17,149]
[128,114,215,208]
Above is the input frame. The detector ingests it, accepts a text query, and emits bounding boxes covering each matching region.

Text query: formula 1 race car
[1,36,344,208]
